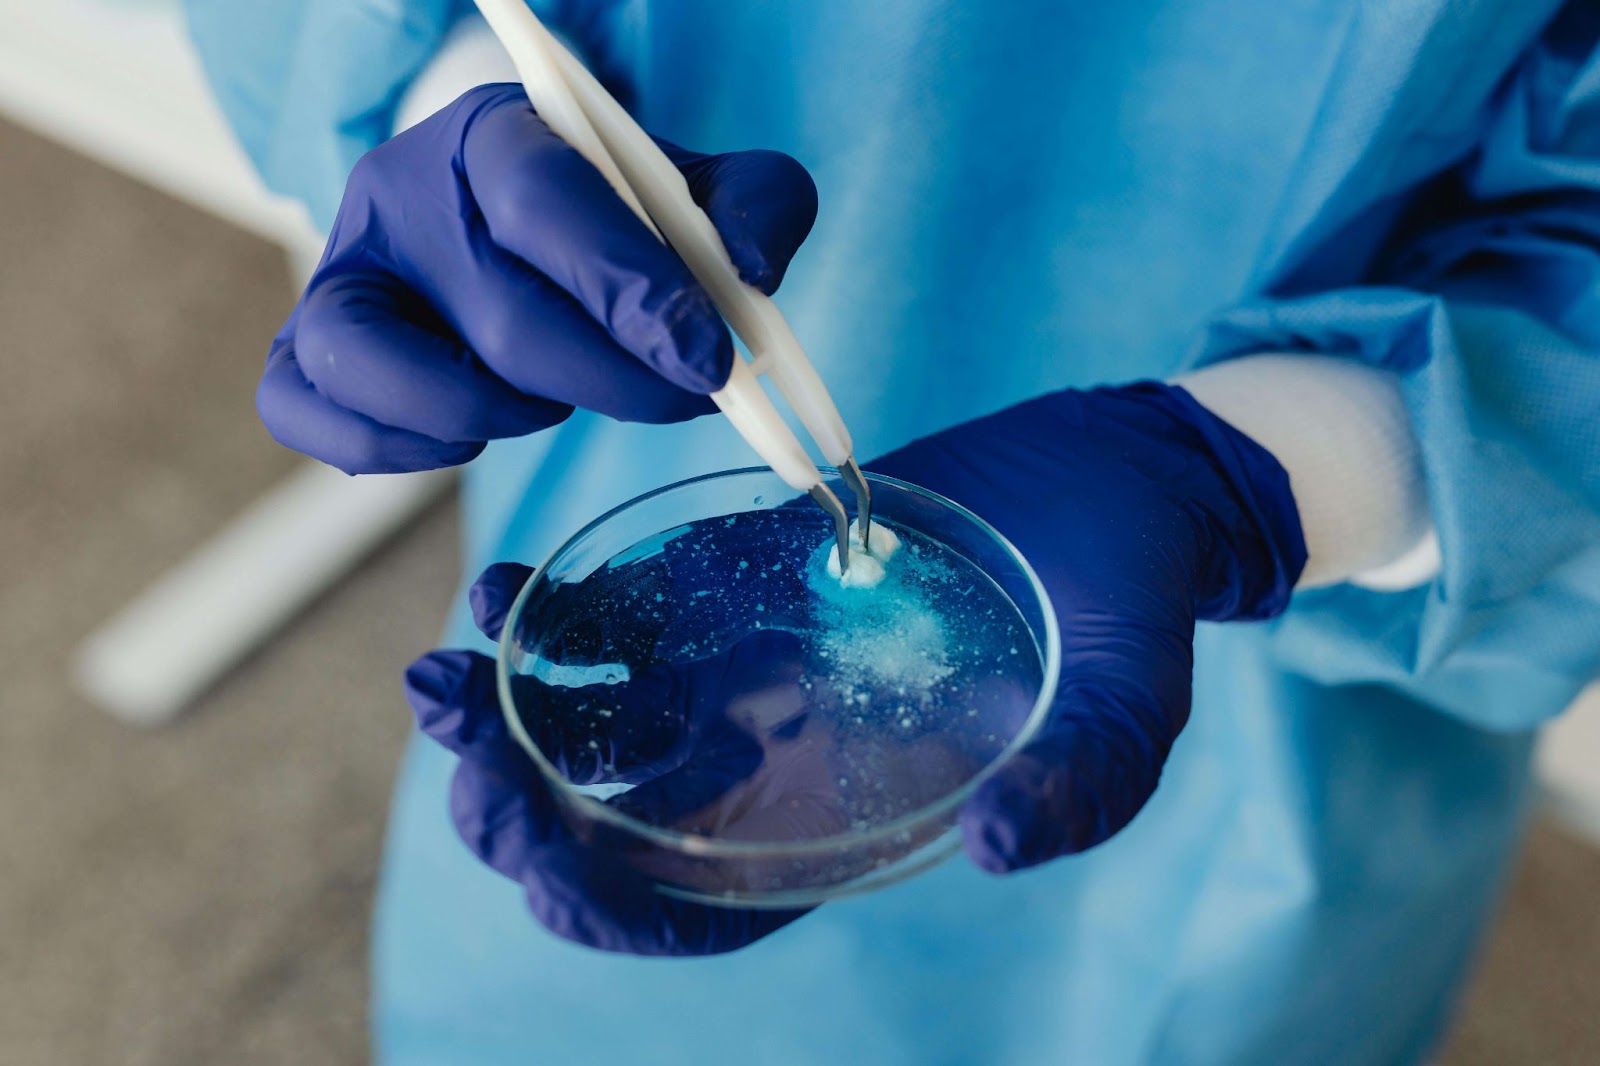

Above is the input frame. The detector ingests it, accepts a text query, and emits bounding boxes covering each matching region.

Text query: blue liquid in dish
[509,506,1043,846]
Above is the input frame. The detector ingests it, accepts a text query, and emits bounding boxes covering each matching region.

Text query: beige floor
[0,117,1595,1065]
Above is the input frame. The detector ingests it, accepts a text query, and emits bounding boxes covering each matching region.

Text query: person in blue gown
[182,2,1600,1062]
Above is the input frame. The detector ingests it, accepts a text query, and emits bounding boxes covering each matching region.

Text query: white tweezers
[473,0,871,569]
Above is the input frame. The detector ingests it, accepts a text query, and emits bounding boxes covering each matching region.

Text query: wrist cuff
[1175,354,1438,590]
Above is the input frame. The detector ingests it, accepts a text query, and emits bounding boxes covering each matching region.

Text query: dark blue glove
[405,564,813,957]
[260,82,817,473]
[404,381,1306,954]
[867,383,1306,871]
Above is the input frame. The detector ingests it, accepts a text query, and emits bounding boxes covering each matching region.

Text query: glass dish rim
[495,466,1061,861]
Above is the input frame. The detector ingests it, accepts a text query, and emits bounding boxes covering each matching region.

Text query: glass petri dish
[497,468,1059,908]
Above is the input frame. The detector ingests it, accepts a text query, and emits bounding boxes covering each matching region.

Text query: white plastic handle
[474,0,653,236]
[472,0,851,489]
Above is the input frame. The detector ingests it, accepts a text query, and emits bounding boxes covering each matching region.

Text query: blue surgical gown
[186,1,1600,1062]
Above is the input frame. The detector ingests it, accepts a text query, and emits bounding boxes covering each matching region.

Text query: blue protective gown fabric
[185,1,1600,1063]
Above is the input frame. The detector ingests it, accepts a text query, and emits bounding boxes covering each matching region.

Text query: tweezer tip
[842,457,872,548]
[808,483,852,574]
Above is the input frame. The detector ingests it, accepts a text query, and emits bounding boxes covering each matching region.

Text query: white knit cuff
[1175,354,1440,591]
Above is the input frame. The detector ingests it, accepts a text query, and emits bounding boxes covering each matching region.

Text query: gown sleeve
[181,1,623,231]
[1188,3,1600,731]
[181,0,464,231]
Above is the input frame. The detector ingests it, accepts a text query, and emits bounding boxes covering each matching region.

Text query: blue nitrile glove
[404,381,1306,954]
[259,82,817,473]
[866,383,1305,870]
[405,564,815,957]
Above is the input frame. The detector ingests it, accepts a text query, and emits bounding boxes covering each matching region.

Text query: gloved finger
[520,861,809,957]
[296,268,573,441]
[508,666,699,785]
[476,621,807,794]
[456,748,808,954]
[604,630,816,836]
[469,562,535,642]
[407,648,695,787]
[465,558,690,786]
[461,94,732,393]
[666,146,819,295]
[257,333,484,474]
[409,649,809,954]
[503,629,804,787]
[960,669,1192,873]
[405,649,519,768]
[606,713,769,830]
[428,241,718,423]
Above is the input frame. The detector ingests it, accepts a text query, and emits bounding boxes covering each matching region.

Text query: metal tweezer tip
[809,482,852,574]
[841,457,872,550]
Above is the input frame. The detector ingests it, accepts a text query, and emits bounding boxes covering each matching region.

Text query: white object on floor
[74,463,454,726]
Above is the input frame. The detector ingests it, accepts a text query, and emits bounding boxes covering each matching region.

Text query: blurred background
[0,2,1595,1063]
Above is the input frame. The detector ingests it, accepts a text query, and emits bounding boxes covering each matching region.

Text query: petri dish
[497,468,1059,908]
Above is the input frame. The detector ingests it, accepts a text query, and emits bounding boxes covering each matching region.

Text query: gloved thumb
[468,562,536,642]
[403,648,566,876]
[665,144,819,295]
[960,681,1185,874]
